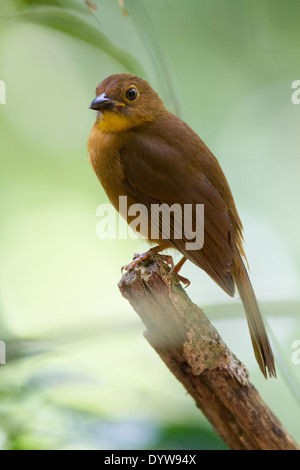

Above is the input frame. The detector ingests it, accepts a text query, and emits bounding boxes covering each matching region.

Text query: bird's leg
[121,245,174,273]
[174,256,187,273]
[173,256,190,288]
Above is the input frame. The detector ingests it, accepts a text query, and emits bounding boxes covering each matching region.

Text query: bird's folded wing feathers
[120,130,236,296]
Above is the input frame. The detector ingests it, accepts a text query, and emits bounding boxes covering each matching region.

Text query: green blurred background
[0,0,299,450]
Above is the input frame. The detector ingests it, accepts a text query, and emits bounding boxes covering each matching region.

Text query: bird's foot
[172,256,191,287]
[175,274,191,288]
[158,254,174,271]
[121,252,152,273]
[121,251,174,273]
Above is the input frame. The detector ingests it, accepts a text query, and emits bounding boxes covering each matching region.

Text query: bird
[88,73,276,379]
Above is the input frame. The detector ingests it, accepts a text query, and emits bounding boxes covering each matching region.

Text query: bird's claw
[121,251,189,288]
[121,252,151,273]
[175,274,191,289]
[159,254,174,272]
[121,252,174,273]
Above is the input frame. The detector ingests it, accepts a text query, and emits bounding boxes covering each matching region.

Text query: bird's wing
[119,128,235,296]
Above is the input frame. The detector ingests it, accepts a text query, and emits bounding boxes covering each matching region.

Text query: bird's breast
[88,125,132,212]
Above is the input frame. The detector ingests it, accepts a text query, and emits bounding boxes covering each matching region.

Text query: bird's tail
[232,249,276,379]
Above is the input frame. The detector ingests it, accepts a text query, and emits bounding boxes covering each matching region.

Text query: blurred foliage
[10,0,146,77]
[0,0,300,450]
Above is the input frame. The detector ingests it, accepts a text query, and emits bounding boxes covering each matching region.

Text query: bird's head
[89,74,165,133]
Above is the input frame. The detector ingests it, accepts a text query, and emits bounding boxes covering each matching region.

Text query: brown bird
[88,73,276,378]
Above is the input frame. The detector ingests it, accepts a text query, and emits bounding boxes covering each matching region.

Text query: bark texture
[118,255,298,450]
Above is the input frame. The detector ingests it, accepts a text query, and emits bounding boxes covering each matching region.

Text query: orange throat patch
[97,111,132,133]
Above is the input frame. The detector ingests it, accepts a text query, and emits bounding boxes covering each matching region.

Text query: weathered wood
[118,255,298,450]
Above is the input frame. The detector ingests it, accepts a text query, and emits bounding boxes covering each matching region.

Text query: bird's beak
[89,93,115,111]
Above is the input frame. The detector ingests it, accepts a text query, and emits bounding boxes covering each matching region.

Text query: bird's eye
[125,87,138,102]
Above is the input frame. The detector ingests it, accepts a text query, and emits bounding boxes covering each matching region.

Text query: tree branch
[118,255,299,450]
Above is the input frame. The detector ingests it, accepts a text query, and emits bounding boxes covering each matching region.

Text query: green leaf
[9,5,146,77]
